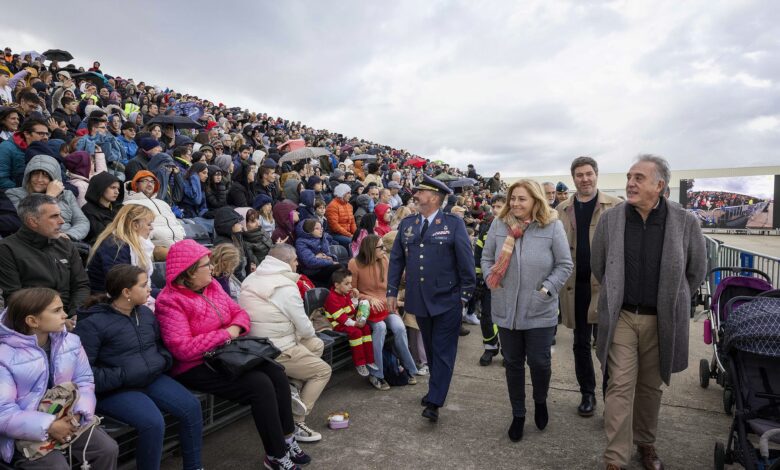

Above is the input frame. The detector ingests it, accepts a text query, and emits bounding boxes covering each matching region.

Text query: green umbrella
[435,173,458,182]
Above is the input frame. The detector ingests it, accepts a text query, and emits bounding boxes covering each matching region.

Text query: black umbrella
[146,115,203,130]
[72,72,109,89]
[42,49,74,62]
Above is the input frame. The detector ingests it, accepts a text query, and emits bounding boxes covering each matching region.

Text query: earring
[127,297,131,303]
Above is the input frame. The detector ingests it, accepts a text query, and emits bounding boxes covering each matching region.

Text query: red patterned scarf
[485,216,530,289]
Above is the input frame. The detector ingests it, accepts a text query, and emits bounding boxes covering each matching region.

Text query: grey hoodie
[6,155,90,241]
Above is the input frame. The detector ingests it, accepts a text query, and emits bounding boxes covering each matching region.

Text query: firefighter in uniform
[387,175,476,423]
[474,194,506,366]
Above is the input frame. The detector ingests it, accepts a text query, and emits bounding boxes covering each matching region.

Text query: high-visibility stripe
[330,321,339,327]
[476,239,484,248]
[476,267,482,274]
[483,323,499,343]
[349,338,363,347]
[329,307,350,320]
[362,335,372,343]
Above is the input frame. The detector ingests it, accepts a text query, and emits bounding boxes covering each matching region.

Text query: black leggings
[302,263,341,288]
[177,361,294,459]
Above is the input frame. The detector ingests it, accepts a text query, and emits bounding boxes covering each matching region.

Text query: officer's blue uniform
[387,177,476,408]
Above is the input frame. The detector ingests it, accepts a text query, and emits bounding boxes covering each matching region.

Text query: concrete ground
[161,314,738,470]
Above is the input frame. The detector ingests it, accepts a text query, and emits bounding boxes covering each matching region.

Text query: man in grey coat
[591,155,706,470]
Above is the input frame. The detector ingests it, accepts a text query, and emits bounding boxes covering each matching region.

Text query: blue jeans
[369,313,419,379]
[97,374,203,470]
[330,234,352,251]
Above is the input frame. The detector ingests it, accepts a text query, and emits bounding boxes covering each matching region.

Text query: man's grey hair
[542,181,555,188]
[17,194,58,225]
[635,154,670,190]
[269,243,297,264]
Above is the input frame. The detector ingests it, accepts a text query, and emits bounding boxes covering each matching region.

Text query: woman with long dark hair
[75,265,203,470]
[349,235,419,390]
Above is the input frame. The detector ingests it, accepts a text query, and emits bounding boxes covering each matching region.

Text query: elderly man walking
[591,155,706,470]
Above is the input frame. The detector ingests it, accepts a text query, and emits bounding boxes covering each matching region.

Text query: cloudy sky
[3,1,779,176]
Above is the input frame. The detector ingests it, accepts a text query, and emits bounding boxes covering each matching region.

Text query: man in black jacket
[0,194,89,317]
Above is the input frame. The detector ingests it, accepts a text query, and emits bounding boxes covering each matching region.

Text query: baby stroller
[699,267,773,414]
[715,296,780,470]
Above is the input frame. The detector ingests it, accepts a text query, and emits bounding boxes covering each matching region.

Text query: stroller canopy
[723,297,780,357]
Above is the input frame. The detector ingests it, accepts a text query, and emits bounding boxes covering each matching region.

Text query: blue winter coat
[73,303,173,395]
[180,174,207,218]
[0,312,96,464]
[0,137,25,190]
[87,235,131,293]
[295,231,337,270]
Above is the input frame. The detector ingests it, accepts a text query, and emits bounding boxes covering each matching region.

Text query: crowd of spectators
[0,48,508,469]
[685,190,765,210]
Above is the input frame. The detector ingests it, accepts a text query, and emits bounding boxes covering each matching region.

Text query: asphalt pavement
[160,312,736,470]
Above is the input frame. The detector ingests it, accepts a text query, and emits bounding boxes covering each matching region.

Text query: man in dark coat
[387,175,476,423]
[0,194,89,317]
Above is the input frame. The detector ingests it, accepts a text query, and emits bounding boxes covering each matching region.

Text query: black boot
[577,394,596,417]
[534,402,548,430]
[479,350,497,366]
[508,416,524,442]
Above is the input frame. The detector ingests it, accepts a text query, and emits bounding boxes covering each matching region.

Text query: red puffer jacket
[155,239,251,375]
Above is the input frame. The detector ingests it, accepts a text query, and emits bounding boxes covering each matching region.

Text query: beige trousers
[603,310,664,467]
[276,336,332,423]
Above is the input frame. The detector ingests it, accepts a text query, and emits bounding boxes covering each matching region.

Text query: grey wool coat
[481,217,573,331]
[591,200,707,385]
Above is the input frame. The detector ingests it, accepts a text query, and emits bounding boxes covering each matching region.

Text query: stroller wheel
[723,388,734,414]
[699,358,710,388]
[713,441,725,470]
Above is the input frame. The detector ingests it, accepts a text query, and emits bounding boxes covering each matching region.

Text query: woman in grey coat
[481,179,572,443]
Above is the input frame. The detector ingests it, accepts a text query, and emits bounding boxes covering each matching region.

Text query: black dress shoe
[534,402,548,430]
[577,394,596,417]
[459,326,470,336]
[421,396,431,407]
[508,416,524,442]
[422,404,439,422]
[479,350,497,366]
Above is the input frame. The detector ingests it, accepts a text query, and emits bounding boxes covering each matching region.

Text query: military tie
[420,218,429,238]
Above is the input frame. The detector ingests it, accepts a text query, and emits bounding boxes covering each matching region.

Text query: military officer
[387,174,476,423]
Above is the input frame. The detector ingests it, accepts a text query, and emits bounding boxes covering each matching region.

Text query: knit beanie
[334,183,351,198]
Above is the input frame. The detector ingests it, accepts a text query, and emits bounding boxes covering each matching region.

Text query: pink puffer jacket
[155,240,251,376]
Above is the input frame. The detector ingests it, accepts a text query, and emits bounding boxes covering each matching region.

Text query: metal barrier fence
[704,235,780,289]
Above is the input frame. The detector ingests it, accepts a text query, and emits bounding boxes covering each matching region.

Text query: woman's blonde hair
[88,205,156,271]
[390,206,412,229]
[211,244,241,278]
[499,179,553,227]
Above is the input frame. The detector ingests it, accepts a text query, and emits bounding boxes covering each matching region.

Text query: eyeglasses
[196,262,213,270]
[138,178,155,184]
[31,130,50,137]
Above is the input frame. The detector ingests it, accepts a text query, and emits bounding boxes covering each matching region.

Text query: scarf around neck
[485,214,530,289]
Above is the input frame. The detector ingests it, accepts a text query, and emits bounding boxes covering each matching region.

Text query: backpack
[382,343,410,386]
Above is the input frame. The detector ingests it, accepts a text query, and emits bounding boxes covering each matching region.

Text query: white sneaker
[367,362,379,371]
[356,365,369,377]
[290,385,307,417]
[416,364,429,376]
[294,422,322,443]
[463,313,480,325]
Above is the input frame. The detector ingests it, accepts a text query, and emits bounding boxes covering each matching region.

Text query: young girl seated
[74,265,203,470]
[0,288,118,469]
[324,268,376,377]
[211,243,243,301]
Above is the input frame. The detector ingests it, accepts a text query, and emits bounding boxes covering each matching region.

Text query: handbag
[204,336,283,380]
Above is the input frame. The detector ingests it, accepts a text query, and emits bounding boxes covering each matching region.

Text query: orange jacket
[326,198,356,237]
